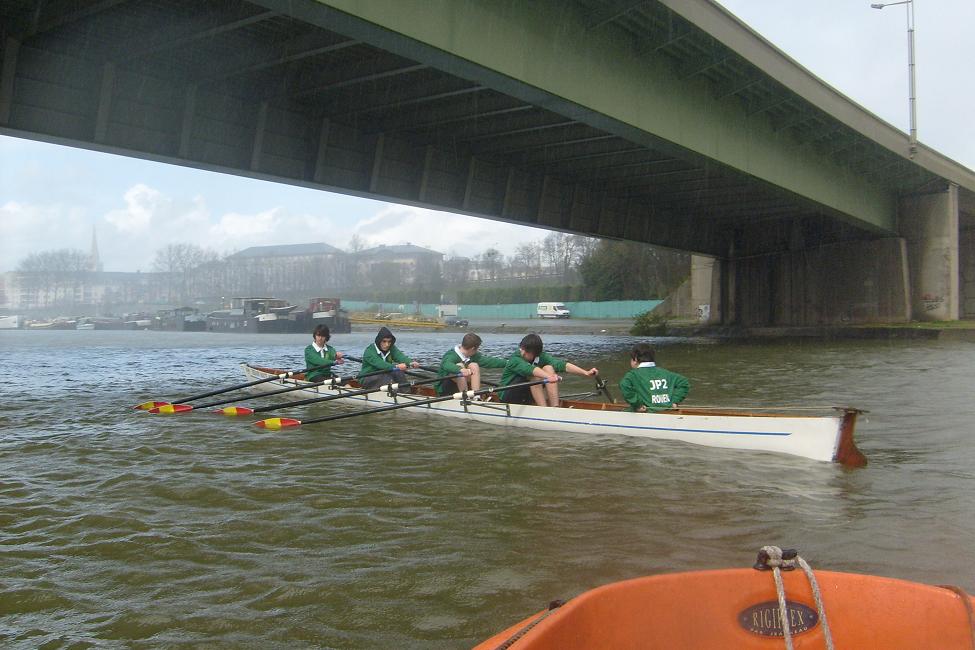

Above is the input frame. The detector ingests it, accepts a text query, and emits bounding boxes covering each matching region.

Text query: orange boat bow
[476,568,975,649]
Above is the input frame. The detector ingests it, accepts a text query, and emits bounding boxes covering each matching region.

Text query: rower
[304,324,344,382]
[435,332,506,397]
[619,343,689,412]
[498,333,598,407]
[357,326,420,390]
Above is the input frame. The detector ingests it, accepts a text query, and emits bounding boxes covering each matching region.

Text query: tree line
[14,232,689,306]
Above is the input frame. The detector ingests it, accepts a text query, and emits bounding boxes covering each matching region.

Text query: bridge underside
[1,0,904,259]
[1,0,972,323]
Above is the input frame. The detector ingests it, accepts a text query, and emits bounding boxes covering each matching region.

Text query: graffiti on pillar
[921,293,944,312]
[697,304,711,322]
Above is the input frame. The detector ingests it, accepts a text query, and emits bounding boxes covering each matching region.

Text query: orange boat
[476,548,975,649]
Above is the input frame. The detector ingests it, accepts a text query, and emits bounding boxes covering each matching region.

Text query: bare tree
[479,248,504,280]
[443,256,472,285]
[511,242,542,277]
[152,243,220,304]
[16,248,91,307]
[17,248,90,274]
[571,234,599,261]
[543,232,584,276]
[347,234,365,253]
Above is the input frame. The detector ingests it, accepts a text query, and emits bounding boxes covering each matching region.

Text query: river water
[1,329,973,648]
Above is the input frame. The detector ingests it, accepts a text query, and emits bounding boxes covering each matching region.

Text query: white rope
[757,546,835,650]
[797,556,835,650]
[760,546,796,650]
[772,567,794,649]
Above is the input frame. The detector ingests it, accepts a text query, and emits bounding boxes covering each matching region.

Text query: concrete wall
[690,255,723,324]
[730,238,910,326]
[898,185,960,321]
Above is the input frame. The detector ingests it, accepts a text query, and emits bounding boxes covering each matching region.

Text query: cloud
[104,183,160,233]
[210,207,282,241]
[352,204,551,257]
[0,200,90,270]
[103,183,209,235]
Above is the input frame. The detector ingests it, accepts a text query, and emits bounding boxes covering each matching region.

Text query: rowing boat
[475,547,975,649]
[240,364,866,466]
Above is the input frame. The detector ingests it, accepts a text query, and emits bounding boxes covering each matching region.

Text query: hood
[375,326,396,346]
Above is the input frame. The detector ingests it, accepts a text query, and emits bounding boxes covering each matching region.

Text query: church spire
[89,226,103,272]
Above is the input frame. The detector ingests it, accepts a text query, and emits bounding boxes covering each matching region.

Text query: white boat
[240,364,866,466]
[0,314,23,329]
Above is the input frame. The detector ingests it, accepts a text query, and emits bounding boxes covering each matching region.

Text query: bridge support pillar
[689,255,722,324]
[898,184,960,321]
[723,238,911,326]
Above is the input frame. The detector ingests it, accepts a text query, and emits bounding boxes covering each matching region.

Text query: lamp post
[870,0,917,158]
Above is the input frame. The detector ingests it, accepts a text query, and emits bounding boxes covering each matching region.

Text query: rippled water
[2,330,973,648]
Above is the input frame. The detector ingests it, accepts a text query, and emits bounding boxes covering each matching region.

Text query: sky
[2,0,972,273]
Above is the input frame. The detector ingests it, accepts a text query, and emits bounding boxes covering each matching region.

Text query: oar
[254,376,560,430]
[150,368,393,415]
[211,372,459,417]
[595,376,617,404]
[133,365,317,410]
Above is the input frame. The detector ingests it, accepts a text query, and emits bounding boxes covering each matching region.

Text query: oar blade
[215,406,255,416]
[254,417,302,430]
[148,403,194,415]
[134,401,169,410]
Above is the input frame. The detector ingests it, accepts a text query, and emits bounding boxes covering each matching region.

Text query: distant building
[228,242,345,263]
[355,244,443,287]
[202,242,348,296]
[2,270,170,312]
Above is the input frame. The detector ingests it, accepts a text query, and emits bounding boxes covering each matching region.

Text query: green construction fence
[340,300,662,319]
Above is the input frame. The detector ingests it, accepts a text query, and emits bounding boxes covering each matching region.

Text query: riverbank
[665,322,975,341]
[352,318,975,340]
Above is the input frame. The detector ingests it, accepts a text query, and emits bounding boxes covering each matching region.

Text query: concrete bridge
[2,0,973,324]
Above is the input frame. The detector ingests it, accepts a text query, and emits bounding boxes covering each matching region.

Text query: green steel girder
[298,0,896,232]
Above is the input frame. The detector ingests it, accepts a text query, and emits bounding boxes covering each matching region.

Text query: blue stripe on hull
[421,404,793,437]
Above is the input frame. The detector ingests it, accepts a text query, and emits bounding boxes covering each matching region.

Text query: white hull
[241,364,865,466]
[0,315,22,329]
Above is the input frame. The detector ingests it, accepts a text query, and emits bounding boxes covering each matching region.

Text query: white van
[537,302,571,319]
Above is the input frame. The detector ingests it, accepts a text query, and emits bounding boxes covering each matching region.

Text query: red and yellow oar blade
[254,417,302,430]
[215,406,255,416]
[148,403,194,415]
[134,401,170,410]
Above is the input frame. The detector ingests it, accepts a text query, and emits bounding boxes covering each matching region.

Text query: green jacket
[619,363,690,412]
[358,342,412,377]
[499,352,567,391]
[435,346,507,395]
[304,343,339,382]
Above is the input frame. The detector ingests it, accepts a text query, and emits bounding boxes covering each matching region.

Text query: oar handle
[595,376,617,404]
[296,376,559,426]
[344,354,435,378]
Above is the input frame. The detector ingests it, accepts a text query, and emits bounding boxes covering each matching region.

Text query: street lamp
[871,0,917,158]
